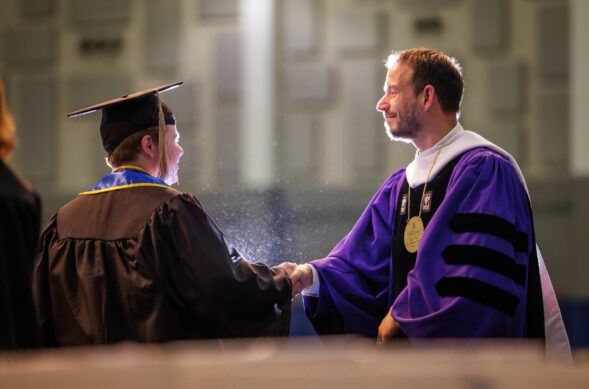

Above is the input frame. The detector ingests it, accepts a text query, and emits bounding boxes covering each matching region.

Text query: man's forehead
[386,61,413,85]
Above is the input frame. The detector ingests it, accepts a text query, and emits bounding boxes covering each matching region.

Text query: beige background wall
[0,0,585,298]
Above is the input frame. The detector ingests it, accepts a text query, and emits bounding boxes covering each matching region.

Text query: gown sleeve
[303,171,405,337]
[391,150,534,338]
[141,193,292,338]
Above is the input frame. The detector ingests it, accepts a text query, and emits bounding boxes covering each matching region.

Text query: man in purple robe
[290,48,570,358]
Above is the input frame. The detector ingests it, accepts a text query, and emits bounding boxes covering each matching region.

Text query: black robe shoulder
[0,160,41,349]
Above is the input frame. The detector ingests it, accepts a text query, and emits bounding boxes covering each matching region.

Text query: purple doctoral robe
[303,147,541,339]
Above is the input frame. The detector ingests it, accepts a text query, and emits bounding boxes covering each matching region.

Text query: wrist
[302,264,313,286]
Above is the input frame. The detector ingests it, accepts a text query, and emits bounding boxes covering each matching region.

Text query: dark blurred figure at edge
[0,77,41,350]
[32,82,295,347]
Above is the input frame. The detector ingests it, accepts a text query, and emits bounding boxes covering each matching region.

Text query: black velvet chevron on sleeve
[448,213,528,253]
[435,277,519,317]
[441,245,527,286]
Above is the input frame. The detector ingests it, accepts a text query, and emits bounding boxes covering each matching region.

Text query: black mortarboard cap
[67,81,183,153]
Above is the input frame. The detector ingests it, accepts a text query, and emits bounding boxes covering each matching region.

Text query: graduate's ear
[140,134,158,159]
[422,85,435,112]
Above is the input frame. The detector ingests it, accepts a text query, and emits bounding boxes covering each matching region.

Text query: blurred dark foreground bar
[0,336,588,388]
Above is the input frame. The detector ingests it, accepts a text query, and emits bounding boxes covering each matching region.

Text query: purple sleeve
[303,170,405,337]
[391,150,533,339]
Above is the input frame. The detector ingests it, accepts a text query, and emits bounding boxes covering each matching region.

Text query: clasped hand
[275,262,314,297]
[276,262,400,344]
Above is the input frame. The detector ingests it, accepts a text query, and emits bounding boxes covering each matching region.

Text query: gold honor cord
[404,138,449,253]
[78,182,176,196]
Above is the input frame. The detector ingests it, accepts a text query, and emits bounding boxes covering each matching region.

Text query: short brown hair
[386,48,464,114]
[107,127,159,167]
[0,78,16,159]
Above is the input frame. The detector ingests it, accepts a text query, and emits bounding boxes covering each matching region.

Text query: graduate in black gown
[0,77,41,349]
[33,83,294,347]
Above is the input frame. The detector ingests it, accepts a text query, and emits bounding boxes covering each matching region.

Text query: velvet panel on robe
[33,184,292,347]
[304,148,538,339]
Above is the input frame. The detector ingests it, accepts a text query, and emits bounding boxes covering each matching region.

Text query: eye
[384,87,398,96]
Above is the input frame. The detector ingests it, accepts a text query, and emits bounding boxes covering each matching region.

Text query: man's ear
[141,135,157,158]
[422,85,435,112]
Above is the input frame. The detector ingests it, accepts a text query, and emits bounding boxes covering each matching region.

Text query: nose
[376,95,389,112]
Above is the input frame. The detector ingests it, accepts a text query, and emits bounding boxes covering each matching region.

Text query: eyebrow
[383,84,399,93]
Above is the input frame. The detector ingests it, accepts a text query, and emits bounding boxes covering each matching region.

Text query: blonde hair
[156,98,170,183]
[0,78,16,159]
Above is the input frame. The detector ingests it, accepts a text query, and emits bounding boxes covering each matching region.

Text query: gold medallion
[404,216,424,253]
[402,138,448,254]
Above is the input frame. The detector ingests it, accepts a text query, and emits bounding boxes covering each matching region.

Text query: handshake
[276,261,401,341]
[276,262,401,344]
[276,262,314,298]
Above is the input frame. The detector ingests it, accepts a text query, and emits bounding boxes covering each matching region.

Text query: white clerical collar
[405,123,529,195]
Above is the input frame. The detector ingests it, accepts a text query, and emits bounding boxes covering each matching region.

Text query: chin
[163,169,180,186]
[386,128,413,144]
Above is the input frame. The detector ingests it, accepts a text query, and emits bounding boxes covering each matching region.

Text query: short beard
[385,102,422,143]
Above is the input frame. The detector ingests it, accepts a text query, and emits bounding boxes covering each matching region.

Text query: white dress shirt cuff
[301,264,320,297]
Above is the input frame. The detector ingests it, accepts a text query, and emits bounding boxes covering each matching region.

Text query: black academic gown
[33,185,292,347]
[0,159,41,349]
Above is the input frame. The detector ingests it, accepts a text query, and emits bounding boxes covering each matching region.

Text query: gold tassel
[157,91,169,182]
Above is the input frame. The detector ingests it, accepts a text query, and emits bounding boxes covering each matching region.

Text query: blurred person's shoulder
[0,158,38,199]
